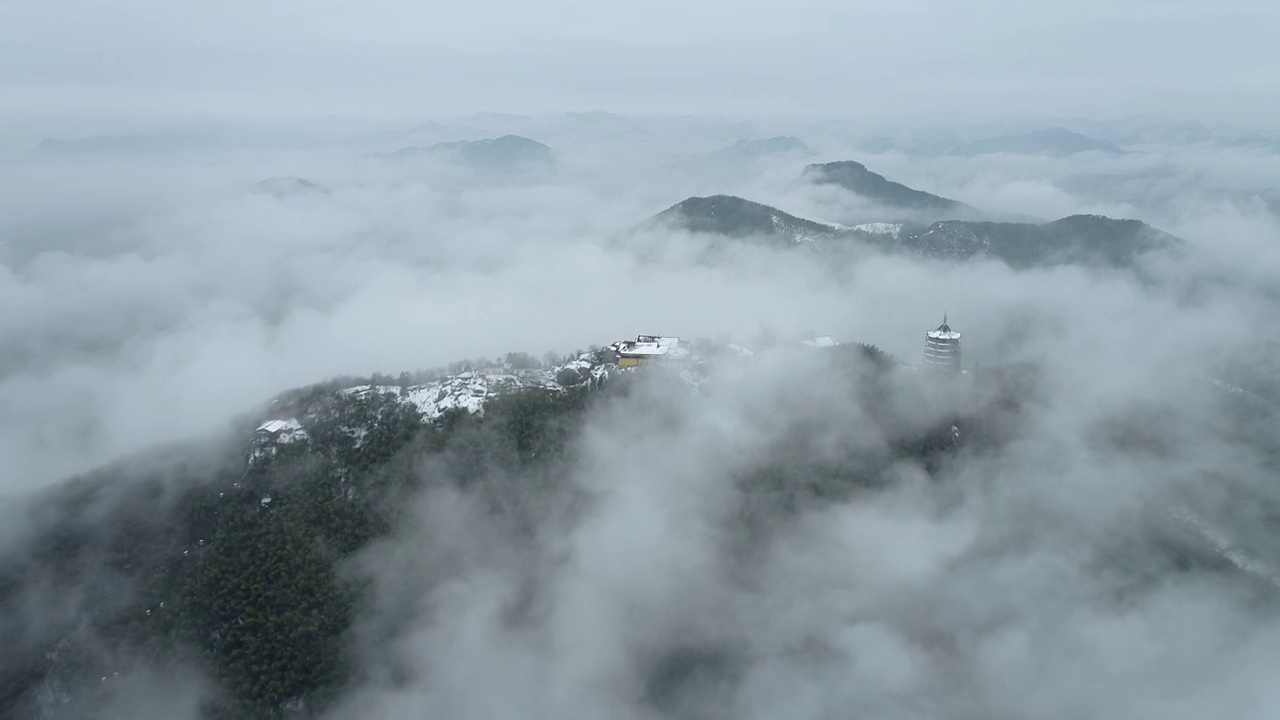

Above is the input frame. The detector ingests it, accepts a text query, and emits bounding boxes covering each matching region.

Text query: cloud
[4,131,1280,492]
[325,258,1280,718]
[3,119,1280,718]
[0,147,863,491]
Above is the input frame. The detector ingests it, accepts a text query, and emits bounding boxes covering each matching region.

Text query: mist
[320,244,1280,718]
[4,10,1280,710]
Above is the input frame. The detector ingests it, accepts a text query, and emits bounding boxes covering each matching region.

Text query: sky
[2,0,1279,124]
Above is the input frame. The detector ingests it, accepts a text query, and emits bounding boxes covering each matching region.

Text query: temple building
[924,314,962,371]
[605,335,682,367]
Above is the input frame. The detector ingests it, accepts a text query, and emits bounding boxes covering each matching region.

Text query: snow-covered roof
[257,418,302,434]
[618,335,680,357]
[801,335,837,348]
[619,342,669,357]
[927,317,961,340]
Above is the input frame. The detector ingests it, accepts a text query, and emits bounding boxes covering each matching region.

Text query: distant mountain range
[948,127,1125,157]
[854,127,1126,157]
[251,177,329,198]
[887,214,1176,267]
[803,160,977,219]
[370,135,553,168]
[645,191,1178,270]
[709,136,811,160]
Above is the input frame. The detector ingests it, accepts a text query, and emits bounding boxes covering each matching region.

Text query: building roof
[616,335,686,358]
[616,335,680,358]
[927,313,961,340]
[619,342,668,357]
[257,418,302,434]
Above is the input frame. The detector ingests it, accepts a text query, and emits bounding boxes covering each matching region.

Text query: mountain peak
[371,135,553,168]
[650,195,840,243]
[251,177,328,198]
[803,160,972,218]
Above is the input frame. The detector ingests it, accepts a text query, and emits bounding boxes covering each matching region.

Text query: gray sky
[3,0,1278,123]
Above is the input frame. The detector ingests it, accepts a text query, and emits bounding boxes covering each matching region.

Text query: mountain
[647,195,841,244]
[645,195,1177,269]
[709,136,811,160]
[405,119,449,135]
[0,340,929,718]
[948,127,1125,156]
[432,135,553,167]
[249,361,609,468]
[251,177,329,198]
[3,328,1275,718]
[371,135,553,168]
[885,214,1179,268]
[803,161,974,218]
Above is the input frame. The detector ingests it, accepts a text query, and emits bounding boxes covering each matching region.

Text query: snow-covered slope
[852,222,904,239]
[246,336,856,467]
[248,355,614,467]
[345,370,569,421]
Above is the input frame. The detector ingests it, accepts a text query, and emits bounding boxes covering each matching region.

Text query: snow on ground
[852,222,903,238]
[346,370,565,421]
[246,337,852,468]
[1168,506,1280,589]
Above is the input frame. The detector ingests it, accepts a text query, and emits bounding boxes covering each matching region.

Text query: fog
[320,226,1280,718]
[3,99,1280,718]
[5,125,1279,493]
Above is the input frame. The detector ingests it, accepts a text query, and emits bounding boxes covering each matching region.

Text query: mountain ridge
[647,195,842,243]
[803,160,974,218]
[710,136,812,160]
[1,330,1269,718]
[949,127,1125,156]
[370,134,553,168]
[645,192,1178,269]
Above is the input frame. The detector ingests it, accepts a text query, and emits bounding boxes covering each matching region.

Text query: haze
[3,1,1280,718]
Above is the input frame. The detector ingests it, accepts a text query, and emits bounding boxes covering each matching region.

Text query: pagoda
[924,314,962,371]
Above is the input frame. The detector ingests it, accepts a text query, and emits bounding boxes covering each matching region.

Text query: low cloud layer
[3,131,1279,491]
[3,118,1280,718]
[327,271,1280,717]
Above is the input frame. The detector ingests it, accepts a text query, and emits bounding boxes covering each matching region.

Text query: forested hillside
[3,344,997,718]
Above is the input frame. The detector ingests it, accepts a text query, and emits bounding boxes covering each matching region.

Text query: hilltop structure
[604,335,682,367]
[801,335,838,348]
[924,315,962,371]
